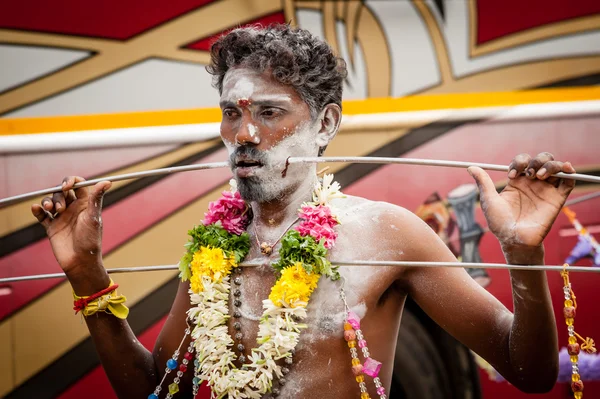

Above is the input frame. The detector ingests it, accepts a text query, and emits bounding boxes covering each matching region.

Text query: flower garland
[172,175,343,399]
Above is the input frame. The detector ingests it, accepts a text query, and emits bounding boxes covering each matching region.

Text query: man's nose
[235,117,261,146]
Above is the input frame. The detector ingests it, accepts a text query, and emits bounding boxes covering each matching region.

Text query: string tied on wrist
[72,280,129,319]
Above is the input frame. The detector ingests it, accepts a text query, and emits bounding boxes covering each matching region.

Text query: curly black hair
[207,24,347,118]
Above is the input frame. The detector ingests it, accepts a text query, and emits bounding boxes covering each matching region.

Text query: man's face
[219,68,320,202]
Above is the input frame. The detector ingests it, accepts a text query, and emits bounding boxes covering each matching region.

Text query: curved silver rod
[565,191,600,207]
[289,157,600,184]
[1,157,598,209]
[0,161,229,208]
[1,261,597,283]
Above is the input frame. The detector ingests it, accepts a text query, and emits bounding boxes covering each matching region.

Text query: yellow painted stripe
[1,87,599,135]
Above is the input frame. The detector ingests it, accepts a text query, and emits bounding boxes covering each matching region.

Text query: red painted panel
[476,0,600,45]
[0,0,215,40]
[0,148,231,320]
[185,12,287,51]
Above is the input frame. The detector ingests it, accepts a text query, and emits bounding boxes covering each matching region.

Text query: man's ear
[316,103,341,149]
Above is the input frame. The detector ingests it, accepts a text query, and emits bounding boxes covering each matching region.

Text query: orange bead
[355,375,364,383]
[570,355,579,363]
[574,392,583,399]
[344,322,353,331]
[565,299,573,307]
[566,318,574,326]
[351,358,360,366]
[348,340,356,348]
[569,336,577,344]
[572,373,581,382]
[361,393,370,399]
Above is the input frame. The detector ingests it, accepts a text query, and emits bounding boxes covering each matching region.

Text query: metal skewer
[565,190,600,207]
[1,261,597,283]
[0,161,229,208]
[289,157,600,184]
[1,157,599,209]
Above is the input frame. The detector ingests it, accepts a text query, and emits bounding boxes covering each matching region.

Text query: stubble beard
[229,146,290,203]
[230,123,319,203]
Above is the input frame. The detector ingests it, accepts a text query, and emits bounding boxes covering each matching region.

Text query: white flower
[188,273,311,399]
[313,174,344,205]
[229,178,238,193]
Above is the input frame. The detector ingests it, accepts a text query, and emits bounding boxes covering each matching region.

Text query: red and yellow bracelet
[72,280,129,319]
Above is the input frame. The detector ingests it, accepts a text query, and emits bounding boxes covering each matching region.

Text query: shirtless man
[32,25,576,398]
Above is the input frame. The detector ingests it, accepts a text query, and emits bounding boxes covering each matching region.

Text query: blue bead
[167,359,178,370]
[148,394,159,399]
[194,359,199,367]
[193,377,200,386]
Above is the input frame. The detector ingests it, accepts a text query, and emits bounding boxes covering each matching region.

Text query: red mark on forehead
[237,98,251,107]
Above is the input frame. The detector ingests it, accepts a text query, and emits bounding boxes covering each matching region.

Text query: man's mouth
[234,159,264,177]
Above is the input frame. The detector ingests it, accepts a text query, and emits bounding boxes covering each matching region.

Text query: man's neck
[251,174,317,227]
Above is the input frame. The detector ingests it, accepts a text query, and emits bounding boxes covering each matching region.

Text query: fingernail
[56,203,62,210]
[467,167,473,177]
[526,168,534,177]
[536,168,547,178]
[508,169,517,179]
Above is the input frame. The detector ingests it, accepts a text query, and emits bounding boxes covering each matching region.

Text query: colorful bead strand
[149,322,195,399]
[561,264,597,399]
[340,288,386,399]
[344,321,370,399]
[348,311,386,399]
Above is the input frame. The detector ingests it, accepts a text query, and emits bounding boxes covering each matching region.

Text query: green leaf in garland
[178,251,193,281]
[177,223,250,282]
[273,230,339,279]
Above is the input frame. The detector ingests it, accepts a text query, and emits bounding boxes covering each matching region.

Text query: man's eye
[223,109,239,118]
[261,109,281,118]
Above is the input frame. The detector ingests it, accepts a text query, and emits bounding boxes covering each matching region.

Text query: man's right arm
[31,176,191,398]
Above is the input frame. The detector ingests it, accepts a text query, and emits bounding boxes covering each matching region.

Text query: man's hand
[468,152,575,262]
[31,176,111,275]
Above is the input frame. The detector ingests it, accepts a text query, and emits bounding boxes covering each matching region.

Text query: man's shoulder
[330,195,422,233]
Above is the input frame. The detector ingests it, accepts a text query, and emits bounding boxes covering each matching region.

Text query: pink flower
[203,191,249,235]
[295,205,339,248]
[298,205,339,228]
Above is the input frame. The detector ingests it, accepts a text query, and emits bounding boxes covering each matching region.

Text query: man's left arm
[400,152,575,393]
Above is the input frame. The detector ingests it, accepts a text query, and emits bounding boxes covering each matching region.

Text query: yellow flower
[189,247,234,293]
[190,273,203,294]
[269,263,320,307]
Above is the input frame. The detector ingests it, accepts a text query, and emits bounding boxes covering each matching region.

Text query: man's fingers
[42,196,54,212]
[535,160,563,180]
[562,161,576,174]
[87,181,112,219]
[468,166,499,205]
[63,176,88,200]
[65,189,77,206]
[508,153,531,179]
[559,161,576,196]
[31,203,51,229]
[525,152,554,180]
[52,191,67,214]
